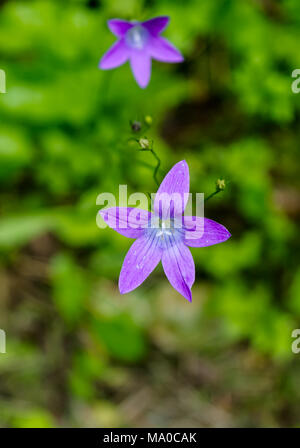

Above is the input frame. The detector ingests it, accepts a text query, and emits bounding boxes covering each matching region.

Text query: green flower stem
[205,189,222,202]
[149,148,161,187]
[205,179,226,202]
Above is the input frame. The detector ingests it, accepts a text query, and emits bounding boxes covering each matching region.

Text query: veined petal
[162,239,195,302]
[108,19,133,37]
[99,39,129,70]
[154,160,189,219]
[119,233,162,293]
[130,50,152,88]
[99,207,151,238]
[184,216,231,247]
[142,16,170,35]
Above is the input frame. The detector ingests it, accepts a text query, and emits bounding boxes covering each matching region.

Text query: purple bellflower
[99,161,231,302]
[99,16,184,88]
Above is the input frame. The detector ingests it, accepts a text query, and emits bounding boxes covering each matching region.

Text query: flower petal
[184,216,231,247]
[99,207,151,238]
[162,239,195,302]
[130,50,151,88]
[149,36,184,63]
[142,16,170,35]
[119,234,162,293]
[154,160,189,219]
[108,19,133,37]
[99,39,128,70]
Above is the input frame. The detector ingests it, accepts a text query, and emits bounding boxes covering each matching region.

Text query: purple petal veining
[119,234,162,294]
[100,160,231,302]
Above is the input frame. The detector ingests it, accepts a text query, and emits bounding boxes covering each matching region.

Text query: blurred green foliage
[0,0,300,428]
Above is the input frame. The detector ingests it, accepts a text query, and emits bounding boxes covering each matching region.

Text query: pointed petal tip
[107,18,124,23]
[178,159,189,172]
[154,159,190,217]
[181,285,192,302]
[107,19,133,38]
[169,159,189,172]
[99,56,111,70]
[118,285,127,295]
[142,16,170,35]
[133,73,150,88]
[149,36,184,63]
[142,15,170,21]
[118,278,129,295]
[223,227,231,241]
[179,287,192,302]
[185,288,192,302]
[136,80,149,89]
[99,58,118,71]
[153,15,170,26]
[99,40,129,70]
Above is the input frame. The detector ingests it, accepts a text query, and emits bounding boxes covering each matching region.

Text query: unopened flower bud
[131,120,142,132]
[144,115,153,126]
[216,179,226,191]
[139,138,150,149]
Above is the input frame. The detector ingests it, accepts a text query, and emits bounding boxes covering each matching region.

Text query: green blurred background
[0,0,300,428]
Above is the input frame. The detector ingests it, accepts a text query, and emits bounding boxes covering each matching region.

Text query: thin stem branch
[150,148,161,187]
[205,189,222,202]
[205,179,226,202]
[136,138,161,187]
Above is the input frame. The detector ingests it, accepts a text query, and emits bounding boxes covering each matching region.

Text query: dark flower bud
[131,120,142,132]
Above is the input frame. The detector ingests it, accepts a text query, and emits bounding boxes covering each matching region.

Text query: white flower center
[125,25,149,49]
[156,221,173,237]
[145,217,184,249]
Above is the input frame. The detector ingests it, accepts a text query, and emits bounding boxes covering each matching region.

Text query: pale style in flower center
[156,221,173,237]
[145,217,185,249]
[125,25,149,49]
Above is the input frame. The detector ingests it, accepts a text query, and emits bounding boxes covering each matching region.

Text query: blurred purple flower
[99,16,184,88]
[99,161,231,302]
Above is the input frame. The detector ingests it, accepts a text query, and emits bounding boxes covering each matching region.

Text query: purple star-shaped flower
[99,161,231,302]
[99,16,184,88]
